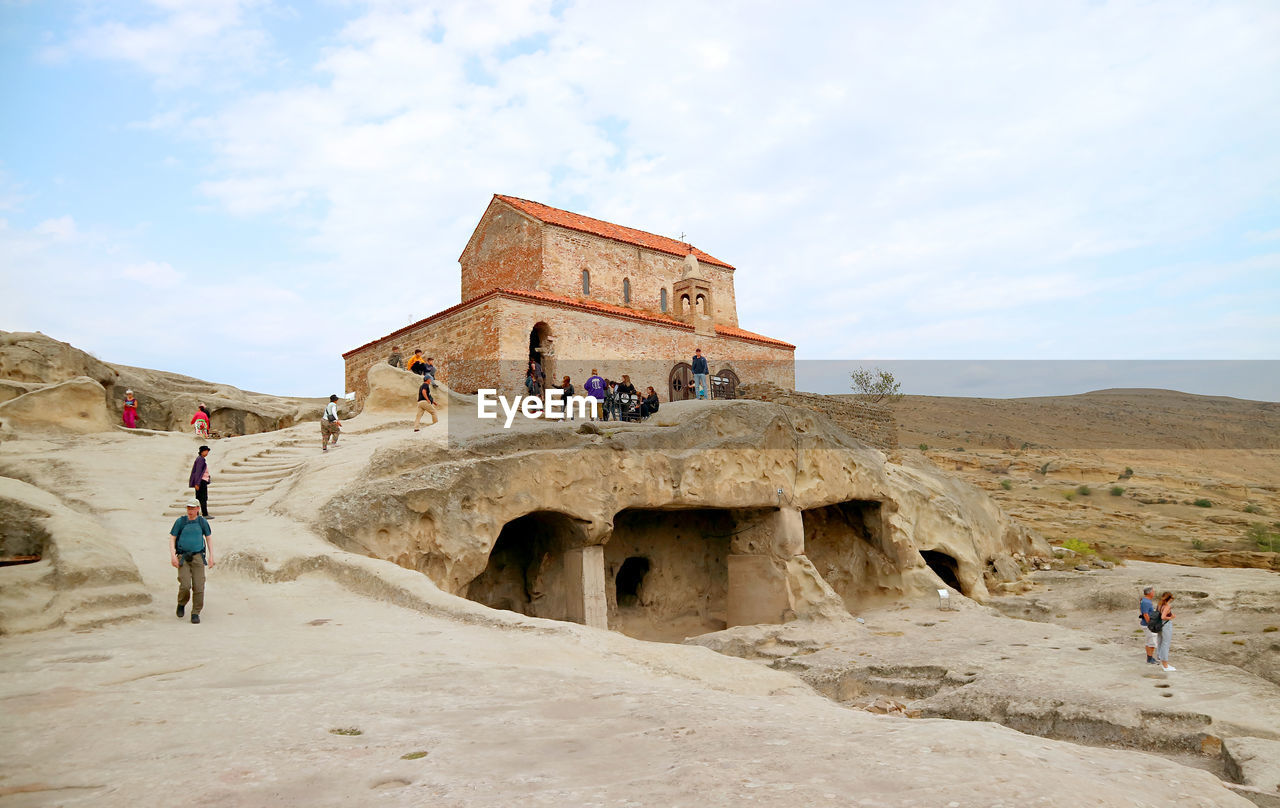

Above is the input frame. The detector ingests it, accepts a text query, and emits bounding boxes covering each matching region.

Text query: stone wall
[343,299,501,403]
[541,226,739,327]
[739,382,898,452]
[495,297,794,398]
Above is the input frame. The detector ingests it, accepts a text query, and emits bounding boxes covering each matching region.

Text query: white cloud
[34,215,78,241]
[122,260,182,287]
[20,0,1280,393]
[46,0,271,88]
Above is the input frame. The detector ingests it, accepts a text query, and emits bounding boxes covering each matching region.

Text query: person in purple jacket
[583,368,606,419]
[189,445,213,519]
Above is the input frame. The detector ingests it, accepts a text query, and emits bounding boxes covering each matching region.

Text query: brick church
[342,194,795,404]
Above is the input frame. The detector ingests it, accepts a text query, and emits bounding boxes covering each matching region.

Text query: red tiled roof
[714,324,796,350]
[342,288,794,358]
[494,195,735,270]
[495,287,695,329]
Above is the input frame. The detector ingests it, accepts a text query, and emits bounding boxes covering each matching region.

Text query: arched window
[623,278,631,304]
[582,269,590,296]
[660,288,668,312]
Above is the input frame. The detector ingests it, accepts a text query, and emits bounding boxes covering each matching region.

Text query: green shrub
[1122,467,1134,478]
[1110,486,1125,496]
[1243,503,1263,514]
[1060,538,1095,555]
[1038,462,1051,475]
[1076,485,1091,496]
[1191,539,1205,551]
[1064,491,1076,501]
[1246,522,1279,551]
[1263,626,1278,633]
[1193,499,1212,508]
[1000,479,1013,490]
[918,443,929,451]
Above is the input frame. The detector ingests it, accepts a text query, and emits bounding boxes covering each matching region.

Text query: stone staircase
[166,442,314,520]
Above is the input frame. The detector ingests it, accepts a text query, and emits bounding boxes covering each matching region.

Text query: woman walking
[1154,592,1177,671]
[190,405,211,438]
[122,389,138,428]
[189,445,213,519]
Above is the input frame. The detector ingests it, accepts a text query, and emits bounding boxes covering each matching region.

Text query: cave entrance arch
[606,507,741,642]
[802,500,897,611]
[920,550,964,593]
[465,510,584,621]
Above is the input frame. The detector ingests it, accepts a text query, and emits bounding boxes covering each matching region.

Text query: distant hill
[838,388,1280,451]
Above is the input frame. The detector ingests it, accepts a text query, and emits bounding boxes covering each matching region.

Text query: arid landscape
[887,389,1280,568]
[2,333,1278,807]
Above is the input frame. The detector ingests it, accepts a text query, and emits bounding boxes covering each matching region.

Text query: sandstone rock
[1075,564,1092,572]
[0,330,118,391]
[992,554,1022,583]
[0,377,112,435]
[317,399,1048,641]
[361,362,430,414]
[0,476,151,633]
[1223,736,1280,794]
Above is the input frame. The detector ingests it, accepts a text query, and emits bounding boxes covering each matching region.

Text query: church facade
[342,195,795,404]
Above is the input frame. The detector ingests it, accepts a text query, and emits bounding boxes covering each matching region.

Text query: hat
[125,388,133,394]
[185,499,200,508]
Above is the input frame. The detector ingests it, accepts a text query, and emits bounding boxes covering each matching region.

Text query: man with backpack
[321,394,342,451]
[1139,585,1158,664]
[170,500,214,624]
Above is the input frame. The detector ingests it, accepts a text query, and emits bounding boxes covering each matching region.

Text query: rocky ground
[2,367,1278,806]
[885,389,1280,568]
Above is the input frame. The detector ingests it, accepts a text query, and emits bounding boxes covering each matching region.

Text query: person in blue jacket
[691,348,710,400]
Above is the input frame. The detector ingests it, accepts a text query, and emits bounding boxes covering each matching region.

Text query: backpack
[1147,615,1164,634]
[173,516,210,554]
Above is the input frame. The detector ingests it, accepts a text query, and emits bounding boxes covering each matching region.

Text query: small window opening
[623,277,631,304]
[582,269,590,296]
[660,288,668,312]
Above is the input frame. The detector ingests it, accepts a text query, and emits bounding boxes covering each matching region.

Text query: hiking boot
[177,604,185,618]
[191,614,201,624]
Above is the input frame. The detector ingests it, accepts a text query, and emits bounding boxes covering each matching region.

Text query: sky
[2,0,1278,399]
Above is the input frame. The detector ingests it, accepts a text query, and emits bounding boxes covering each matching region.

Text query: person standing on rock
[170,499,213,624]
[583,369,606,420]
[189,445,213,519]
[321,395,342,451]
[691,348,710,400]
[1140,585,1158,664]
[1153,591,1177,672]
[388,346,405,369]
[122,389,138,428]
[413,376,438,431]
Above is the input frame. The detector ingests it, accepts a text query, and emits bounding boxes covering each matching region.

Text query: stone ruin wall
[739,382,898,453]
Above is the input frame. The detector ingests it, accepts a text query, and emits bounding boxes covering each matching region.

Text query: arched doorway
[711,367,739,400]
[528,322,554,385]
[669,362,695,401]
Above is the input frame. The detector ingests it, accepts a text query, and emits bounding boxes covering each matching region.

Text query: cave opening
[464,510,583,621]
[606,507,739,642]
[920,550,963,593]
[0,499,48,567]
[615,556,650,608]
[801,500,894,610]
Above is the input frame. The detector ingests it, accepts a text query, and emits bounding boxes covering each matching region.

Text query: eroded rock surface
[0,377,113,435]
[316,365,1049,641]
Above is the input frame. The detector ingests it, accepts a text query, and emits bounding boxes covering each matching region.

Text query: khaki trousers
[177,555,206,615]
[320,419,340,447]
[414,399,438,427]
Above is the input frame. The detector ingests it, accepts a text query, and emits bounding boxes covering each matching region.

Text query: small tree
[850,366,903,404]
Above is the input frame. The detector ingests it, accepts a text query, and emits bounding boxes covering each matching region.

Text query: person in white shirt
[321,394,342,451]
